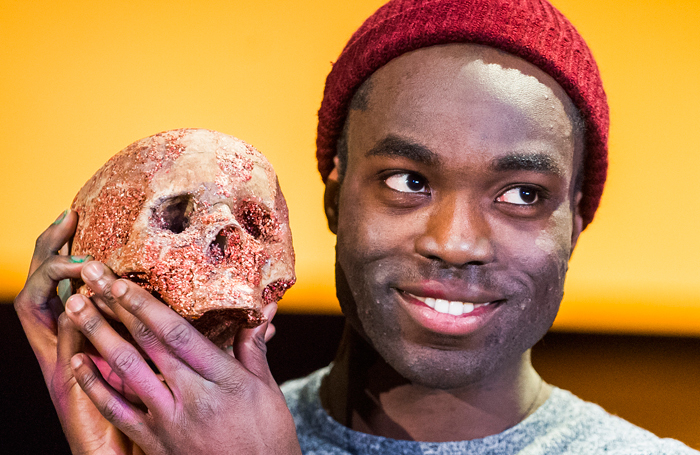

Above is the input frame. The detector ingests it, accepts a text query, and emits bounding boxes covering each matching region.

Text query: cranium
[70,128,295,347]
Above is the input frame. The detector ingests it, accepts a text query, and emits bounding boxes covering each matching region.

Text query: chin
[376,338,518,389]
[335,257,562,390]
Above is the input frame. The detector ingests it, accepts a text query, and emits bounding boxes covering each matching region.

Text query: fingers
[233,303,277,388]
[15,254,91,339]
[81,260,270,389]
[80,261,126,320]
[18,254,89,310]
[57,312,86,380]
[80,262,230,387]
[81,262,203,373]
[265,323,277,343]
[70,352,148,441]
[16,210,86,329]
[14,256,92,372]
[108,278,238,384]
[29,210,77,277]
[65,294,172,411]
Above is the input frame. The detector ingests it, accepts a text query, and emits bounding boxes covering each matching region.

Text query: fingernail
[112,280,128,298]
[70,354,84,369]
[82,262,103,280]
[66,295,85,313]
[69,255,92,263]
[52,209,69,225]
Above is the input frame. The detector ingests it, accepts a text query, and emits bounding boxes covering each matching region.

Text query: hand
[65,261,302,455]
[14,210,144,454]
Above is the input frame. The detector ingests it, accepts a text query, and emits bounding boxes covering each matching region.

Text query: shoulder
[279,375,697,455]
[528,387,698,455]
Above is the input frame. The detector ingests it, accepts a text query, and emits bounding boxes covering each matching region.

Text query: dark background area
[1,303,698,453]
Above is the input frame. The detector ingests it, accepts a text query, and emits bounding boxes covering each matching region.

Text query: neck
[320,322,550,442]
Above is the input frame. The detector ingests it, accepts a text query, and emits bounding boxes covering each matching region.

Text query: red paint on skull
[70,129,295,345]
[72,187,146,263]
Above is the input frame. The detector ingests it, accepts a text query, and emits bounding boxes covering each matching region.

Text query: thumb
[233,303,278,387]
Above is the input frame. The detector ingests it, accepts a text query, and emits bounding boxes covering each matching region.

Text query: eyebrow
[490,153,564,176]
[365,135,440,166]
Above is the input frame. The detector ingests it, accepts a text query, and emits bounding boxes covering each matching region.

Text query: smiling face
[328,44,584,389]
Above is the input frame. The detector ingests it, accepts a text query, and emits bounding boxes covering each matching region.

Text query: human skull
[70,128,295,347]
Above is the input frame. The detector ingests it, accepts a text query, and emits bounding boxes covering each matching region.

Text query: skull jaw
[189,308,267,348]
[105,306,267,351]
[73,281,267,349]
[186,282,268,347]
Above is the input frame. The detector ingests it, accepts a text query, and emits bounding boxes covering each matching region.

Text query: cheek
[334,190,411,326]
[495,204,573,273]
[534,206,574,259]
[516,213,573,324]
[336,186,404,262]
[491,209,573,326]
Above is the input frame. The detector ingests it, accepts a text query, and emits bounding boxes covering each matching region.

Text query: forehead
[149,131,278,206]
[346,44,579,176]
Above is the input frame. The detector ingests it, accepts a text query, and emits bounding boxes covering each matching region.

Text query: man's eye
[384,173,429,193]
[496,186,540,205]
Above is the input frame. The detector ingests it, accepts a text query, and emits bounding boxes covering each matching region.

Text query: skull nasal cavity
[151,194,195,234]
[236,200,274,240]
[212,230,228,257]
[209,226,241,264]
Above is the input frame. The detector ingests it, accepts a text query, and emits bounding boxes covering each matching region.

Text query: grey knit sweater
[281,366,697,455]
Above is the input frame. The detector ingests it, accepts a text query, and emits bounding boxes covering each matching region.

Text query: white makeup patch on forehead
[458,58,573,138]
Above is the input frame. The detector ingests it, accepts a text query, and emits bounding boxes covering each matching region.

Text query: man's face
[329,44,584,389]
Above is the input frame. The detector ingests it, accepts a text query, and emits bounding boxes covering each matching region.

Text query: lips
[396,287,503,336]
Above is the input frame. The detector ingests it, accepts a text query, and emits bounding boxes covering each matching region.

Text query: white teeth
[448,301,463,315]
[407,292,491,316]
[434,299,450,313]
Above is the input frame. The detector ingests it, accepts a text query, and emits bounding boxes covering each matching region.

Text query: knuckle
[34,232,48,253]
[78,368,100,392]
[81,314,103,337]
[90,279,113,302]
[131,320,157,346]
[43,257,64,281]
[254,334,269,356]
[32,231,57,262]
[161,323,193,350]
[218,377,246,396]
[57,312,72,329]
[111,349,142,377]
[13,289,51,320]
[125,291,149,314]
[100,397,125,423]
[13,290,28,311]
[99,284,114,301]
[84,268,114,301]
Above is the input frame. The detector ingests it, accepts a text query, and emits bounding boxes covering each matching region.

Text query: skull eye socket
[151,194,195,234]
[236,200,275,240]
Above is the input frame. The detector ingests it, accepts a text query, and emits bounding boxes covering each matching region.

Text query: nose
[415,194,494,267]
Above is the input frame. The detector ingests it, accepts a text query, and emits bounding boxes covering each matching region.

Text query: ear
[570,191,584,255]
[324,161,341,235]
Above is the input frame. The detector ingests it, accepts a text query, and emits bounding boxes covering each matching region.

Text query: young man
[14,0,697,453]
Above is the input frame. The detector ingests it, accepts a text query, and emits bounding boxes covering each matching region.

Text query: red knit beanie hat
[317,0,608,227]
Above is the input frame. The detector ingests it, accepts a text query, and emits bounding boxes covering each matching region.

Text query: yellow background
[1,0,698,336]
